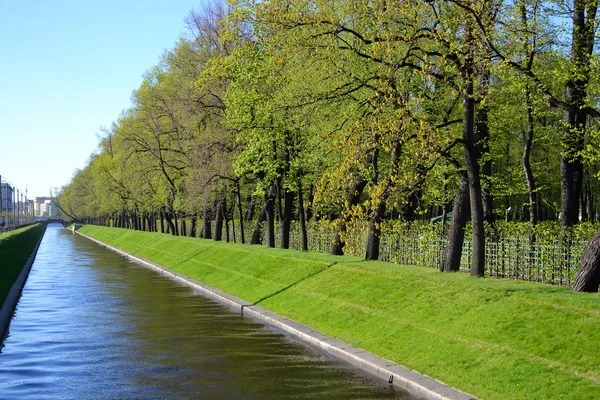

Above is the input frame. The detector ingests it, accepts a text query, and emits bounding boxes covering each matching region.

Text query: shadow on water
[0,224,414,399]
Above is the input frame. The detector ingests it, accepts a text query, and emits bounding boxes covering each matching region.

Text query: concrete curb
[0,228,46,344]
[76,231,477,400]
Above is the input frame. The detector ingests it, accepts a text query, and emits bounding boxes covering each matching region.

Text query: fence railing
[197,219,591,287]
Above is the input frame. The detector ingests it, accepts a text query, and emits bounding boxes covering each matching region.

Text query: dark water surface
[0,224,412,399]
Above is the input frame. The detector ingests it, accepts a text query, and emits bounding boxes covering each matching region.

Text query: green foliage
[0,224,46,304]
[58,0,600,284]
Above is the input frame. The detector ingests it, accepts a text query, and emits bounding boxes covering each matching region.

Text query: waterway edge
[75,229,477,400]
[0,228,46,344]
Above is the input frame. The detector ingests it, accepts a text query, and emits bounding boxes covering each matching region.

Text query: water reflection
[0,224,412,399]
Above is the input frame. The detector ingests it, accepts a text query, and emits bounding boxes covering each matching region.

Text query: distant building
[1,183,14,212]
[33,197,43,216]
[27,199,34,216]
[34,197,55,216]
[42,200,52,216]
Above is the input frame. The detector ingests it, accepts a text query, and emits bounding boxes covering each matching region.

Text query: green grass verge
[78,225,600,400]
[0,224,46,305]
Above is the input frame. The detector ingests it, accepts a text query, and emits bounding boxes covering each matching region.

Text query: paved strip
[76,231,477,400]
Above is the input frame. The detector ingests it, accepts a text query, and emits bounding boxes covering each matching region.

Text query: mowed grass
[79,225,600,400]
[0,224,46,305]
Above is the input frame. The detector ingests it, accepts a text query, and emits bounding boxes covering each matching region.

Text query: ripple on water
[0,225,413,400]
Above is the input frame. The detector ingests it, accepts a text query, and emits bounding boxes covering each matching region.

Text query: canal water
[0,224,413,399]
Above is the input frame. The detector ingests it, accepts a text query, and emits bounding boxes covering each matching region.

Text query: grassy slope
[0,224,46,304]
[79,225,600,400]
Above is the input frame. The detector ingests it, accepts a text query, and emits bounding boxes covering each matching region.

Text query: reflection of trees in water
[64,231,409,399]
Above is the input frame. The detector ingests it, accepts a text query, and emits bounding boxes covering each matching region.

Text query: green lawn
[79,225,600,400]
[0,224,46,305]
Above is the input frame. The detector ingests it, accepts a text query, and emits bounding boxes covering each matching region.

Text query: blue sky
[0,0,202,198]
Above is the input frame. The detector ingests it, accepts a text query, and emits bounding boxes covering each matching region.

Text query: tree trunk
[403,188,422,222]
[236,182,245,244]
[366,141,401,260]
[214,199,224,241]
[173,212,179,236]
[331,224,346,255]
[560,133,584,229]
[190,215,197,237]
[245,195,255,221]
[202,205,212,239]
[441,171,470,272]
[560,0,596,230]
[463,61,486,277]
[231,191,237,243]
[165,213,176,236]
[593,191,596,223]
[223,198,230,242]
[160,211,165,234]
[306,184,314,222]
[331,151,373,255]
[275,179,283,225]
[476,69,494,226]
[251,205,267,245]
[523,84,538,245]
[365,198,387,260]
[572,229,600,292]
[298,181,308,251]
[265,186,276,248]
[478,114,494,225]
[440,204,448,232]
[581,174,589,222]
[202,219,212,239]
[280,188,294,249]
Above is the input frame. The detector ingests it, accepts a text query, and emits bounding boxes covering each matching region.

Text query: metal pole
[3,180,6,226]
[4,182,7,229]
[13,186,15,229]
[26,185,29,223]
[7,183,10,229]
[0,175,2,232]
[11,185,15,230]
[2,178,5,230]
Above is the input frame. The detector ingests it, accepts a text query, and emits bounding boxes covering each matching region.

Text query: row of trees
[58,0,600,291]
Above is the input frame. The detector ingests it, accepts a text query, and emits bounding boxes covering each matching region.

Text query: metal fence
[0,174,35,233]
[211,220,588,287]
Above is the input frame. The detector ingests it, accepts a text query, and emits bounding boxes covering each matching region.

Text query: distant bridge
[0,216,68,233]
[33,217,68,227]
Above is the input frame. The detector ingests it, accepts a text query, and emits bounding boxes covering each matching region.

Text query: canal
[0,224,413,399]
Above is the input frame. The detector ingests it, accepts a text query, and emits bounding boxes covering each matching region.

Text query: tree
[572,230,600,292]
